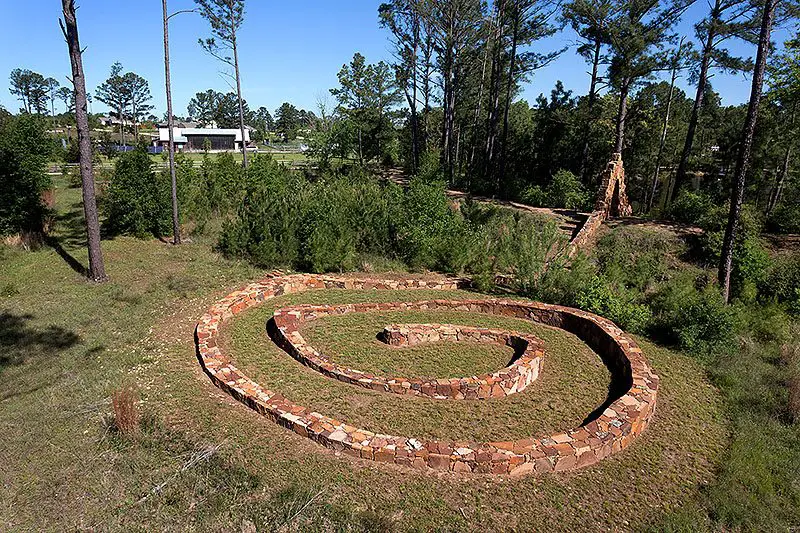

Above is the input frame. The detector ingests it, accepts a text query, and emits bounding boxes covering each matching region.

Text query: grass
[0,179,730,531]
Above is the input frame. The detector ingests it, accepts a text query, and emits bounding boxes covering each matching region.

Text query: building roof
[158,126,250,142]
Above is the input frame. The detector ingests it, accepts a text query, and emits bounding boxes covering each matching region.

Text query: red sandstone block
[428,454,451,470]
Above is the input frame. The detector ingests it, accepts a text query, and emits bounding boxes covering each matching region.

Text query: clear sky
[0,0,789,117]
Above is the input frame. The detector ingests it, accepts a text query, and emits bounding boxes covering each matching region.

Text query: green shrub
[596,226,681,292]
[667,190,714,226]
[695,207,771,300]
[547,169,591,210]
[0,114,53,235]
[575,276,652,334]
[760,254,800,312]
[766,203,800,234]
[519,185,548,207]
[217,157,305,268]
[298,177,387,273]
[103,149,170,238]
[649,276,740,355]
[393,177,463,269]
[517,170,590,211]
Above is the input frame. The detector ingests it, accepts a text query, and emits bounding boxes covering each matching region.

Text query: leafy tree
[670,0,759,202]
[215,91,250,128]
[562,0,617,181]
[765,37,800,216]
[56,86,74,113]
[187,89,222,125]
[122,72,153,141]
[195,0,250,167]
[103,149,169,237]
[423,0,485,180]
[606,0,690,156]
[0,114,52,235]
[95,62,130,146]
[275,102,301,140]
[44,78,60,130]
[330,53,401,164]
[719,0,781,302]
[252,106,273,141]
[9,68,49,114]
[380,0,425,170]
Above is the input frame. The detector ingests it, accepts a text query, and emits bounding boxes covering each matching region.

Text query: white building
[155,124,251,152]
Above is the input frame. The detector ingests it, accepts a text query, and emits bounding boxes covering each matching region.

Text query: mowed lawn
[0,183,727,531]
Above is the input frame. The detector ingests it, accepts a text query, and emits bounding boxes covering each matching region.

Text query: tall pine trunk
[614,77,631,154]
[766,102,795,216]
[484,0,506,184]
[231,14,248,168]
[61,0,107,282]
[119,103,126,147]
[719,0,777,302]
[670,0,721,204]
[467,31,491,181]
[497,11,519,196]
[163,0,181,244]
[648,59,678,212]
[579,37,603,183]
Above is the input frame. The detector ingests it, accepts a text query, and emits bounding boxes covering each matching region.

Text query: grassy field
[0,180,731,531]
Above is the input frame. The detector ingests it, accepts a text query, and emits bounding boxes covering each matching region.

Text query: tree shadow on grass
[0,311,81,372]
[45,235,88,277]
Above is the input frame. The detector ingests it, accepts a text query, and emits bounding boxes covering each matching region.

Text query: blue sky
[0,0,787,117]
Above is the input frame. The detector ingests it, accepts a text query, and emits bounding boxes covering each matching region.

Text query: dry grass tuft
[111,387,140,436]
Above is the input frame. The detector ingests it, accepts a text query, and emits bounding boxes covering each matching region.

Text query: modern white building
[155,124,251,152]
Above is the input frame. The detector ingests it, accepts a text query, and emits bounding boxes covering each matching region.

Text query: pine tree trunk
[579,37,602,183]
[671,0,720,205]
[614,78,630,154]
[467,32,491,181]
[163,0,181,244]
[231,13,249,169]
[648,63,678,212]
[61,0,107,282]
[484,0,506,183]
[719,0,776,303]
[409,17,421,171]
[766,103,795,216]
[497,11,519,197]
[119,103,125,147]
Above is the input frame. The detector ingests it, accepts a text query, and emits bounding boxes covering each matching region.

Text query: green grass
[0,181,729,531]
[305,311,520,378]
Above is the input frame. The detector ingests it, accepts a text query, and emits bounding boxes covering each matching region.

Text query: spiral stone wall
[195,273,659,475]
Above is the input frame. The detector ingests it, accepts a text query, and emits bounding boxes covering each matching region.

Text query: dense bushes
[666,190,715,225]
[519,169,591,211]
[760,254,800,314]
[0,114,53,235]
[218,159,566,276]
[103,149,171,238]
[766,203,800,234]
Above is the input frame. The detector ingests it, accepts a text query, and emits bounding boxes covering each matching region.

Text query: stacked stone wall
[195,273,659,475]
[568,153,633,257]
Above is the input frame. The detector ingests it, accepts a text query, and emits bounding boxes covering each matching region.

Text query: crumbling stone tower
[594,152,632,218]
